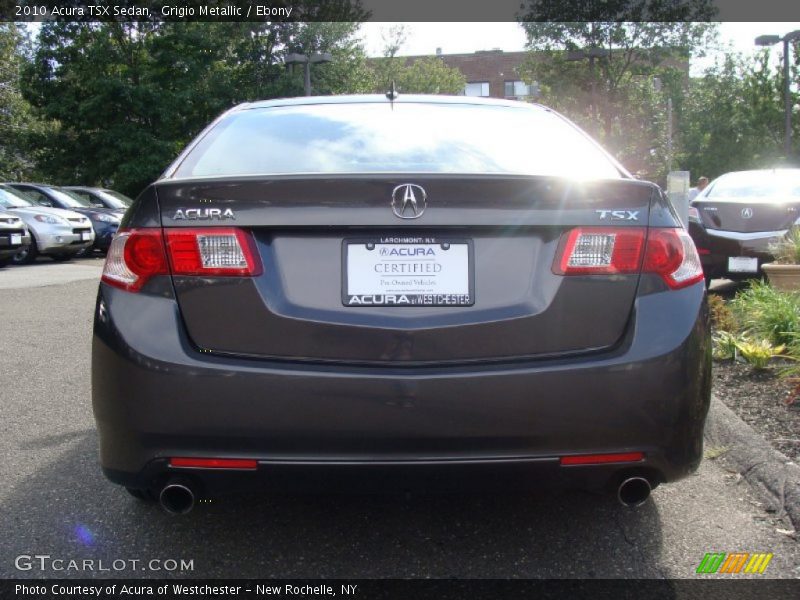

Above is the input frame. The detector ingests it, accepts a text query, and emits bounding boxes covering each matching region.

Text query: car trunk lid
[157,175,653,364]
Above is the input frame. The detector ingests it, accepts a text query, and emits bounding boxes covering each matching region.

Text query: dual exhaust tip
[617,476,652,507]
[156,475,652,515]
[159,481,196,515]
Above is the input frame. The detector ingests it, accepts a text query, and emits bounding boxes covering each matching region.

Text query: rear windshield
[706,171,800,199]
[172,102,622,180]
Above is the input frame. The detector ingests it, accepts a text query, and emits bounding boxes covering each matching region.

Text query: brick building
[403,49,537,100]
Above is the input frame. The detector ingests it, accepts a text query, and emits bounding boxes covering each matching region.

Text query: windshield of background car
[706,171,800,199]
[0,187,33,208]
[98,190,132,208]
[172,103,623,180]
[51,188,93,208]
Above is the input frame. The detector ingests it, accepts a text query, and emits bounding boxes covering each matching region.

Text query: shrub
[733,338,784,370]
[769,227,800,265]
[708,294,737,332]
[712,331,739,360]
[730,281,800,346]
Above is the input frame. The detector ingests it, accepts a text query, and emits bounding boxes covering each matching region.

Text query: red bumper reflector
[169,458,258,470]
[559,452,644,466]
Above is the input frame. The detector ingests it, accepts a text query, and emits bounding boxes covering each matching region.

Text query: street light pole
[284,52,333,96]
[755,31,800,160]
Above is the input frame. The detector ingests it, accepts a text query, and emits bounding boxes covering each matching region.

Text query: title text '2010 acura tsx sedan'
[92,96,710,514]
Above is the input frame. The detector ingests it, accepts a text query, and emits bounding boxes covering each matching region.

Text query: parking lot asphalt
[0,264,798,579]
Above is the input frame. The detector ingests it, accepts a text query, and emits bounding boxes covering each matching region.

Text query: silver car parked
[0,185,95,264]
[0,208,31,267]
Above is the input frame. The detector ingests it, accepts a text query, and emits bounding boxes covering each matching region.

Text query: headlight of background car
[93,213,120,224]
[33,214,68,225]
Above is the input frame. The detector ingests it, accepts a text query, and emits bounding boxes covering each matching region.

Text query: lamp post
[285,52,333,96]
[755,30,800,160]
[566,47,611,122]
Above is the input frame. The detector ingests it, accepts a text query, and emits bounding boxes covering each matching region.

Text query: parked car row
[0,183,132,266]
[687,168,800,285]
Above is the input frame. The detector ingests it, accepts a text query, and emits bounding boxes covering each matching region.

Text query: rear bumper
[92,279,711,494]
[690,224,784,279]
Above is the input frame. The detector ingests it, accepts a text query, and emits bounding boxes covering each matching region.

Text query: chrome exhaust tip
[159,481,195,515]
[617,476,651,507]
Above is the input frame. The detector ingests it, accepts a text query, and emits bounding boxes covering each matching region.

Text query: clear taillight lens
[554,227,704,290]
[165,228,261,276]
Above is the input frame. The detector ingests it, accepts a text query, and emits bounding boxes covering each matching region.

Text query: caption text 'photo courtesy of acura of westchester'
[91,95,710,515]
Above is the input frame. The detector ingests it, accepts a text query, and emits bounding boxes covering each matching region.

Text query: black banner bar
[3,579,800,600]
[2,0,800,23]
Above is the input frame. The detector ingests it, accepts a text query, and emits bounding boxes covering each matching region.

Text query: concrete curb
[704,396,800,531]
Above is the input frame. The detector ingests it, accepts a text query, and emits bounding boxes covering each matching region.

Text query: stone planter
[761,263,800,291]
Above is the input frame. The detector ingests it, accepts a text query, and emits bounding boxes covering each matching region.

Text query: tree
[20,17,372,196]
[369,25,465,95]
[679,51,799,177]
[0,23,41,180]
[518,10,718,180]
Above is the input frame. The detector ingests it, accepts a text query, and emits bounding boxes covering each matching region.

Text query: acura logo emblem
[391,184,426,219]
[741,207,754,219]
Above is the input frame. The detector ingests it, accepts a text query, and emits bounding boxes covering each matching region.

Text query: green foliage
[708,293,737,333]
[733,338,784,370]
[730,281,800,347]
[679,51,797,177]
[769,227,800,265]
[371,57,466,95]
[0,23,49,181]
[712,331,740,360]
[517,20,717,182]
[19,18,370,197]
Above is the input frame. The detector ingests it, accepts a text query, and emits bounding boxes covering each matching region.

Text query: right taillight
[554,226,704,290]
[101,227,261,292]
[643,228,704,289]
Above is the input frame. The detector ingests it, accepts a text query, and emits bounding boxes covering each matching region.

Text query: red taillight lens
[169,457,258,470]
[560,452,644,466]
[554,226,704,290]
[643,228,704,289]
[165,228,262,276]
[101,227,262,293]
[102,229,168,292]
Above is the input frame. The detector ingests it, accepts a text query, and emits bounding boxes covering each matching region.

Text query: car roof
[238,94,550,112]
[714,168,800,179]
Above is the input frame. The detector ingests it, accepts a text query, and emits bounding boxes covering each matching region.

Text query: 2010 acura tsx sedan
[92,95,710,514]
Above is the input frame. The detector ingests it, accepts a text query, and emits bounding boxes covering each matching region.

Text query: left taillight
[101,227,261,292]
[101,229,168,292]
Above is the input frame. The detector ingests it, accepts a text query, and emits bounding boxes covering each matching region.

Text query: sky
[358,22,800,75]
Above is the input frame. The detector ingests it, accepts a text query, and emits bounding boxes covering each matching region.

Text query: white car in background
[0,185,94,264]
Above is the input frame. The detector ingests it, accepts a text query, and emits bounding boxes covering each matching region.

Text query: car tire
[51,254,73,262]
[126,487,157,502]
[12,239,37,265]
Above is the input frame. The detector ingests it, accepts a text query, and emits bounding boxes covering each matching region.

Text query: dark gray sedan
[92,95,710,514]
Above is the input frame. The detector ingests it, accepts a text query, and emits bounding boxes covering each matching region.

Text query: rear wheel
[12,239,37,265]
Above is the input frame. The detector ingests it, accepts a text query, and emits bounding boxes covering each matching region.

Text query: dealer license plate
[728,257,758,273]
[344,238,473,306]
